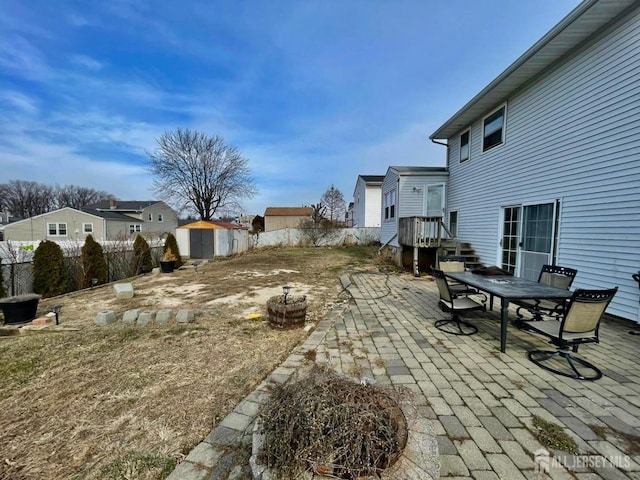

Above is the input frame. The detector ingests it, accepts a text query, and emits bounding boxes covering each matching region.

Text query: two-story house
[429,0,640,322]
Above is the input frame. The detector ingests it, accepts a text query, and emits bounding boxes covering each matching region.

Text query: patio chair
[431,269,486,336]
[438,256,487,304]
[515,265,578,320]
[519,287,617,381]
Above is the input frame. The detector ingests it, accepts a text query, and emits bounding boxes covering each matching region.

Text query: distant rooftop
[264,207,313,217]
[85,200,161,211]
[359,175,385,183]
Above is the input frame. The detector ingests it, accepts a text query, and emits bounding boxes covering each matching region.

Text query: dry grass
[0,246,379,480]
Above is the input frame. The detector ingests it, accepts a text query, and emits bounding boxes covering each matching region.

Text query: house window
[48,223,67,236]
[384,189,396,220]
[460,130,470,162]
[157,214,163,222]
[449,211,458,238]
[148,213,153,221]
[483,105,506,151]
[129,224,141,234]
[83,223,93,234]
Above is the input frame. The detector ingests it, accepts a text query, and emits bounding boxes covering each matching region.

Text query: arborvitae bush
[163,233,182,267]
[33,240,68,298]
[82,235,108,288]
[133,234,153,274]
[0,259,6,298]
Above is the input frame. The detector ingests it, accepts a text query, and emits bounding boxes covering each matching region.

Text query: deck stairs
[439,240,483,270]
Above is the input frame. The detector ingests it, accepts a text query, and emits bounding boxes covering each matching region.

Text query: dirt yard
[0,246,381,480]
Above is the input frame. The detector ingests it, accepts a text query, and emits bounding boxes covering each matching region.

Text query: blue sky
[1,0,581,217]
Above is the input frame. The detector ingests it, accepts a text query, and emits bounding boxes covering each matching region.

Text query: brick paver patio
[169,271,640,480]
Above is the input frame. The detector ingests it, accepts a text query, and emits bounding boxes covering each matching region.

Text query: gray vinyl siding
[398,174,449,219]
[380,170,399,247]
[446,6,640,321]
[3,208,106,241]
[142,203,178,234]
[352,177,368,228]
[381,168,449,248]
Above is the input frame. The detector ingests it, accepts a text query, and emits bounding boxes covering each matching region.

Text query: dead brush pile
[258,367,408,479]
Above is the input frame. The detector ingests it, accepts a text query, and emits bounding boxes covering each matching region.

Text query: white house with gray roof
[429,0,640,322]
[351,175,384,228]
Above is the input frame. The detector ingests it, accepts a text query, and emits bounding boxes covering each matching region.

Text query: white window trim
[482,103,507,153]
[384,189,396,221]
[83,223,94,234]
[129,224,142,234]
[148,213,153,222]
[47,222,68,237]
[157,214,163,222]
[459,129,470,163]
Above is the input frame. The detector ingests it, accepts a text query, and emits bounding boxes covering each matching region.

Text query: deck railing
[398,216,453,248]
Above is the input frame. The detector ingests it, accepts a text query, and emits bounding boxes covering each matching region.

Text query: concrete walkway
[168,272,640,480]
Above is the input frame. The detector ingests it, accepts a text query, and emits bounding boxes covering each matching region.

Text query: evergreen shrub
[133,234,153,274]
[33,240,68,298]
[82,235,108,287]
[163,233,182,268]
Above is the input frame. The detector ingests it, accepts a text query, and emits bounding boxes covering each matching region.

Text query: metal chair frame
[519,287,618,381]
[437,256,488,304]
[431,268,486,336]
[515,265,578,320]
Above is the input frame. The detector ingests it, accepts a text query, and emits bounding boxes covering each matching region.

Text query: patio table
[444,271,573,353]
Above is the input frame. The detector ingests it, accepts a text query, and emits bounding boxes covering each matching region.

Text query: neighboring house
[352,175,384,228]
[380,166,449,251]
[84,199,178,237]
[346,202,355,227]
[429,0,640,322]
[0,211,21,241]
[2,207,132,241]
[234,215,256,230]
[263,207,313,232]
[3,200,178,241]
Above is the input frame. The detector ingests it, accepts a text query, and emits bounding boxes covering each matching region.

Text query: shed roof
[430,0,637,139]
[264,207,313,217]
[178,220,244,230]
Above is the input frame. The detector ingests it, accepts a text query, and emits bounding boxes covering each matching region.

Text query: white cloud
[70,54,104,71]
[0,90,39,115]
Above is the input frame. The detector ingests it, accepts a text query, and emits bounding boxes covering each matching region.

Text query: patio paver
[167,271,640,479]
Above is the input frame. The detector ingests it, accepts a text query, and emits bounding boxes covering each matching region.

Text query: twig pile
[258,367,408,479]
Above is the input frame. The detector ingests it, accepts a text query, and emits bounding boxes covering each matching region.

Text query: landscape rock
[95,310,117,326]
[113,283,134,299]
[176,310,195,323]
[122,309,141,324]
[156,310,172,324]
[137,311,155,326]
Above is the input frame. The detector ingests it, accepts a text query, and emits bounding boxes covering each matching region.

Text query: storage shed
[176,220,249,259]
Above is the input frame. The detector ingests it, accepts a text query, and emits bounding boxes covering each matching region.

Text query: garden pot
[159,261,175,273]
[0,294,41,325]
[267,295,307,329]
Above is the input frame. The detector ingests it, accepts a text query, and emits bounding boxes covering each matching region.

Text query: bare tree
[298,203,339,247]
[0,180,56,218]
[147,128,257,220]
[0,180,114,217]
[55,185,113,210]
[320,184,346,225]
